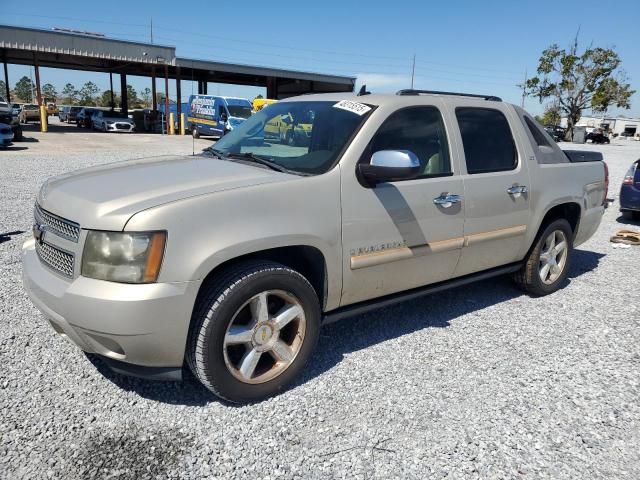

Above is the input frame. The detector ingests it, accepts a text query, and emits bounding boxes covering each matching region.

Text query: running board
[323,263,522,324]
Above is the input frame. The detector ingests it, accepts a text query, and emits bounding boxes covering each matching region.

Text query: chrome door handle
[507,185,528,195]
[433,194,462,208]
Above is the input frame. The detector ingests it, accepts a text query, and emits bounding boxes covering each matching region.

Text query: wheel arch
[528,201,582,253]
[196,245,328,312]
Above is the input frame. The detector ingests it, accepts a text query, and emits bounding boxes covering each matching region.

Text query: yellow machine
[252,98,278,113]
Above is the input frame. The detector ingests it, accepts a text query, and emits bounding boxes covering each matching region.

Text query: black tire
[513,218,573,296]
[186,261,321,403]
[622,210,639,221]
[13,128,23,142]
[191,126,200,139]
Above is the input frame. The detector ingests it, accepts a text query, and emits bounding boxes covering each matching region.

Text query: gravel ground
[1,126,639,479]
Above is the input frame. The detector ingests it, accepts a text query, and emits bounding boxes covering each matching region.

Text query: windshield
[105,112,128,118]
[210,100,372,175]
[227,105,252,119]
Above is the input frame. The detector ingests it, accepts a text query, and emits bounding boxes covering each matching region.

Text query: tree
[14,76,35,103]
[0,80,6,98]
[42,83,58,101]
[98,90,119,108]
[62,83,78,104]
[254,94,264,100]
[78,81,100,106]
[125,84,140,108]
[139,87,151,107]
[541,104,562,126]
[525,34,635,140]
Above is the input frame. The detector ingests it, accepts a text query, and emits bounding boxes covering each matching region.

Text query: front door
[451,105,531,277]
[340,105,465,306]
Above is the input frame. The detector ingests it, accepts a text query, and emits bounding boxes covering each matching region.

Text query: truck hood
[38,154,288,230]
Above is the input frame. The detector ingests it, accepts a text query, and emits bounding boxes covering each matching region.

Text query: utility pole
[410,54,416,89]
[520,68,527,108]
[150,17,153,44]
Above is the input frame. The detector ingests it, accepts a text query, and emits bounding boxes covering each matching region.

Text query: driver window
[366,106,452,178]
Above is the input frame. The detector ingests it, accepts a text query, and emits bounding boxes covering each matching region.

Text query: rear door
[340,103,465,306]
[451,105,531,277]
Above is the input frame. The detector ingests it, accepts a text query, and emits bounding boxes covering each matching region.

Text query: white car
[0,122,15,147]
[92,111,135,133]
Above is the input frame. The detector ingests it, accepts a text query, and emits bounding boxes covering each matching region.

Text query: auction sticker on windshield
[333,100,372,116]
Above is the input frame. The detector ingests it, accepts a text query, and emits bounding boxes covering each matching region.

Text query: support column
[3,59,10,102]
[151,66,157,110]
[34,55,42,106]
[120,73,128,115]
[164,64,170,134]
[266,76,277,99]
[176,67,182,118]
[109,72,114,109]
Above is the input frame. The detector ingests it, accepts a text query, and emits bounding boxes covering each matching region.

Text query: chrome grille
[34,204,80,242]
[35,241,75,278]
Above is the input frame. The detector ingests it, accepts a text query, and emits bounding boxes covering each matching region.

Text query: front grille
[34,204,80,242]
[115,123,131,130]
[35,241,75,278]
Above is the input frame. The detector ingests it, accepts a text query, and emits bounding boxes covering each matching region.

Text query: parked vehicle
[620,159,640,220]
[264,109,314,146]
[0,122,14,147]
[46,102,59,116]
[586,130,610,144]
[11,103,22,116]
[0,97,23,141]
[66,106,82,123]
[58,106,69,122]
[19,104,40,123]
[76,108,101,128]
[544,125,566,142]
[92,111,135,133]
[23,90,607,403]
[252,98,278,113]
[187,95,252,138]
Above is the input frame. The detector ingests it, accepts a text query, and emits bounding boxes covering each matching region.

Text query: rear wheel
[622,210,640,221]
[513,218,573,296]
[187,261,320,403]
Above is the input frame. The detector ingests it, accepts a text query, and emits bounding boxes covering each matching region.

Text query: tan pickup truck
[23,90,607,403]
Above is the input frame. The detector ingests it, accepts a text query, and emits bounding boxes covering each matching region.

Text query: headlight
[81,231,166,283]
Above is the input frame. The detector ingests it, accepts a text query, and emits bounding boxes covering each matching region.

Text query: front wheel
[186,261,320,403]
[513,218,573,296]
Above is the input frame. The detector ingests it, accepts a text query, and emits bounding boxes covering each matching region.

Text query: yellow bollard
[180,113,186,136]
[169,112,175,135]
[39,105,48,133]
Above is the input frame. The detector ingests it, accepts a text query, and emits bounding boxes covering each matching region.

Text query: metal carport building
[0,24,355,119]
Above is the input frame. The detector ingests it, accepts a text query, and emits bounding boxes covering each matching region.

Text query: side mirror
[358,150,421,186]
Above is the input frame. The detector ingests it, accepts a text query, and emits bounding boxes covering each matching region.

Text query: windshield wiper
[203,147,226,158]
[226,152,295,174]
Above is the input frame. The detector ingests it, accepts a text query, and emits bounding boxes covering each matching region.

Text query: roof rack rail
[396,89,502,101]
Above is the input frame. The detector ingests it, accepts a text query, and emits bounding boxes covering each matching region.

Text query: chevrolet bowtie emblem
[32,223,46,244]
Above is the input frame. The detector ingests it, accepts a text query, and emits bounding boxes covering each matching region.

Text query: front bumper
[22,238,201,369]
[105,123,135,132]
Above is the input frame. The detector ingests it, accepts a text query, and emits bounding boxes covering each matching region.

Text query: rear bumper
[22,238,201,369]
[620,185,640,211]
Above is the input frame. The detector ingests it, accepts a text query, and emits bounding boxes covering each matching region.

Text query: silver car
[92,110,135,133]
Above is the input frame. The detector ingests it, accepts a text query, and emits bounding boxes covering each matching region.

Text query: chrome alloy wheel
[538,230,568,285]
[223,290,306,384]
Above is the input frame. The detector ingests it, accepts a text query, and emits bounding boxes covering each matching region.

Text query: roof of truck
[285,91,508,108]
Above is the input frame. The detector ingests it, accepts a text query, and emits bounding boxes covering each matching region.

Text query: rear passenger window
[366,106,451,178]
[524,116,552,147]
[456,107,517,174]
